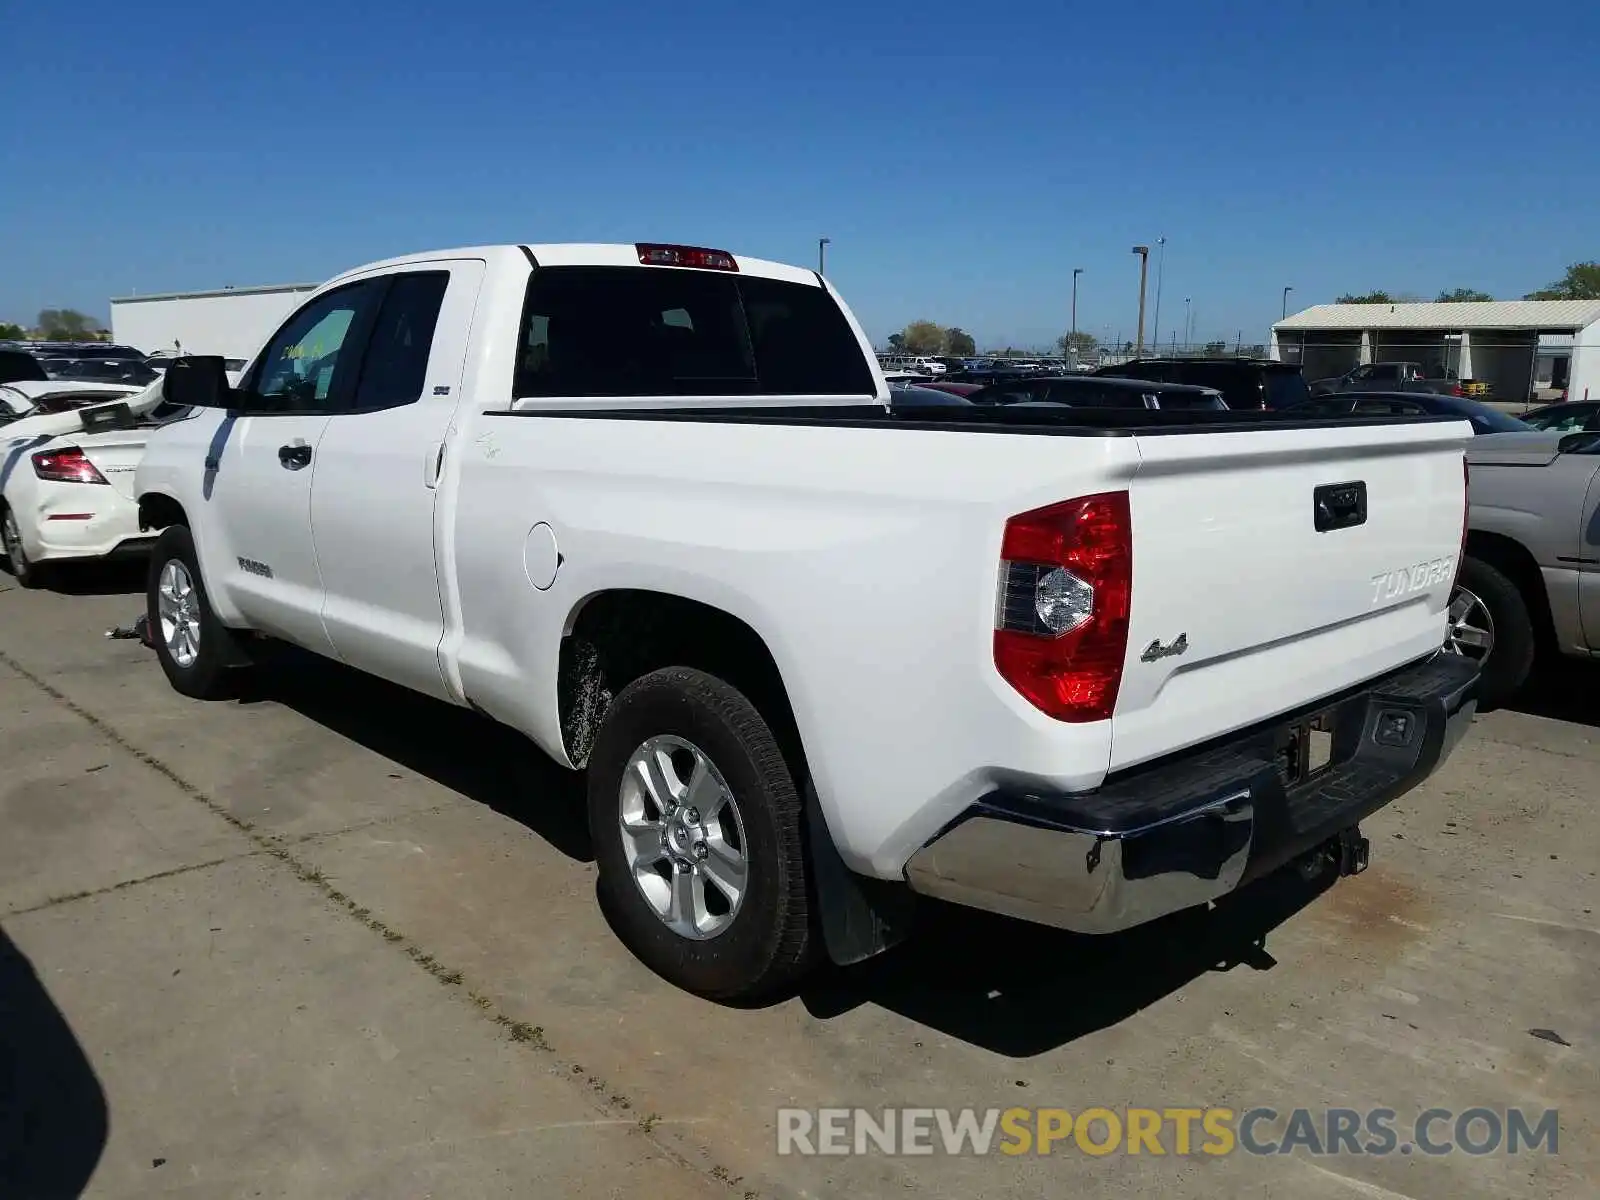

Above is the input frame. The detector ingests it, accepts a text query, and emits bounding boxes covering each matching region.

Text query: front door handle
[278,442,313,470]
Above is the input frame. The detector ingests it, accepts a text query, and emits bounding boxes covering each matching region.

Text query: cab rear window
[514,267,874,398]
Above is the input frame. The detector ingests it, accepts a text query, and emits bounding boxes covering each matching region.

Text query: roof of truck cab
[324,244,821,288]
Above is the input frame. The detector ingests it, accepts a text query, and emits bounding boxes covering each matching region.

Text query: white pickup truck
[136,243,1479,999]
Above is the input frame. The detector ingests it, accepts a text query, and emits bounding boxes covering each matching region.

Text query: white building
[1271,300,1600,404]
[110,283,316,361]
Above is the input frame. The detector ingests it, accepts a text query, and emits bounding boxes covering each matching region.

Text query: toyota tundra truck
[135,243,1479,1000]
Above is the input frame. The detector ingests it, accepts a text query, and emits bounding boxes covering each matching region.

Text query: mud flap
[804,783,915,967]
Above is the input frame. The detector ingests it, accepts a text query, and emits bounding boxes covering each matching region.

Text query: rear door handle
[278,441,313,470]
[1314,481,1366,532]
[423,441,445,488]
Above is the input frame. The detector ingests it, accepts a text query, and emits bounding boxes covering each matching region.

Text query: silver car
[1454,430,1600,703]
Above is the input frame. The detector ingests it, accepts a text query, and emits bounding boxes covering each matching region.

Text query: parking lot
[1,567,1594,1200]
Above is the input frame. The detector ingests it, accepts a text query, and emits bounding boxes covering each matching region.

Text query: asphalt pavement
[1,566,1594,1198]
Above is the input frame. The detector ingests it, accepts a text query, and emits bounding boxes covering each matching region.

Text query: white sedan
[1,380,164,587]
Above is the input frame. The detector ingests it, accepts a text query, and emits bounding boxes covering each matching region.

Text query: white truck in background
[135,242,1479,1000]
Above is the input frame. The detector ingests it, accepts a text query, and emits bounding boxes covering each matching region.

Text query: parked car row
[0,340,249,389]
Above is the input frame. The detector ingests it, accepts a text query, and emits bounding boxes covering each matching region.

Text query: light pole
[1131,246,1150,356]
[1184,297,1192,347]
[1071,267,1083,361]
[818,237,831,276]
[1150,235,1167,349]
[1281,286,1293,320]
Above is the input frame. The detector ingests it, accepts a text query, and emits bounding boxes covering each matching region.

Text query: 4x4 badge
[1140,633,1188,662]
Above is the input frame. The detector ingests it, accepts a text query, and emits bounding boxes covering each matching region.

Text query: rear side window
[353,272,449,409]
[515,267,873,398]
[1294,399,1351,417]
[1043,382,1146,408]
[1264,369,1309,409]
[1354,398,1426,415]
[1171,362,1249,406]
[1151,388,1223,411]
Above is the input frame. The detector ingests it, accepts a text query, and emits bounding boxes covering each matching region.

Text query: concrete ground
[1,565,1594,1199]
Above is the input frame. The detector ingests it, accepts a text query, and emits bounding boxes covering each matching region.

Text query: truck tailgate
[1109,419,1470,772]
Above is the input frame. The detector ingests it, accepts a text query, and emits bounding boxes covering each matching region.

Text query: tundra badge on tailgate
[1370,556,1454,605]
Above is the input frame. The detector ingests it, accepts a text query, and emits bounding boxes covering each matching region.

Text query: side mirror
[162,356,233,409]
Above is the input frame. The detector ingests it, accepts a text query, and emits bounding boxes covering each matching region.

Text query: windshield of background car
[1441,399,1530,434]
[0,387,33,419]
[1521,404,1598,432]
[31,389,137,414]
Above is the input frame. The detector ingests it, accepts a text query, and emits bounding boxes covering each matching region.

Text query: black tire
[146,525,243,700]
[587,667,814,1001]
[1,502,48,590]
[1458,556,1535,708]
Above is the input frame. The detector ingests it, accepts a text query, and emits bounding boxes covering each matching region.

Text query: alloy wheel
[156,559,202,668]
[618,735,748,940]
[1445,586,1494,663]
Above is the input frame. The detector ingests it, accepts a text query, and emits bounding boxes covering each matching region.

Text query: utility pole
[1071,267,1083,362]
[818,237,831,276]
[1281,285,1293,320]
[1184,297,1192,347]
[1151,235,1167,348]
[1131,246,1150,357]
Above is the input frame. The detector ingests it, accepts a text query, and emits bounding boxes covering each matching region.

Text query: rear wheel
[1,503,47,589]
[587,667,814,1000]
[1448,556,1533,708]
[146,525,243,699]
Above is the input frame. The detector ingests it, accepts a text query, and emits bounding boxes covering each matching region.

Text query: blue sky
[2,0,1595,349]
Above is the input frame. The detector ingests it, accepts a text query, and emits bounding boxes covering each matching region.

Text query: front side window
[251,281,380,412]
[514,267,873,398]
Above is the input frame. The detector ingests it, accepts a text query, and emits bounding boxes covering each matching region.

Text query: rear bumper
[904,653,1478,934]
[28,495,147,563]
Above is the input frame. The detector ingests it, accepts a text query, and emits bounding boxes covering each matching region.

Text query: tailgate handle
[1314,481,1366,532]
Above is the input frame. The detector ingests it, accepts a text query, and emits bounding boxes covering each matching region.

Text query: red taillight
[1451,384,1466,397]
[32,446,108,484]
[636,243,739,271]
[993,492,1132,722]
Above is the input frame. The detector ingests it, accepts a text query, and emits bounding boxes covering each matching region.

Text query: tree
[943,327,976,356]
[0,322,24,340]
[1335,291,1394,304]
[1056,331,1098,356]
[886,332,905,352]
[1525,262,1600,301]
[36,308,96,339]
[898,320,944,355]
[1437,288,1493,302]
